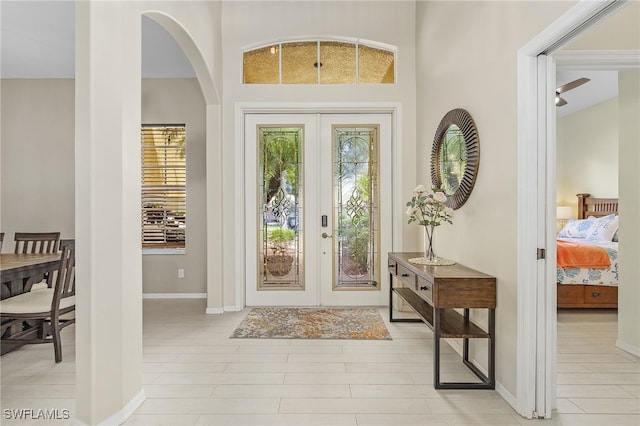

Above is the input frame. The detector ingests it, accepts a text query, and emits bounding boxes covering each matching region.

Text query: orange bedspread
[557,240,611,269]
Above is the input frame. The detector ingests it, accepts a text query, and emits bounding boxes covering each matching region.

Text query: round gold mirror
[431,108,479,210]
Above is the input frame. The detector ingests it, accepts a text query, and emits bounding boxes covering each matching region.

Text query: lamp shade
[557,206,573,220]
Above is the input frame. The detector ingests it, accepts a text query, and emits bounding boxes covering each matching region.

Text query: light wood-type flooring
[1,300,638,425]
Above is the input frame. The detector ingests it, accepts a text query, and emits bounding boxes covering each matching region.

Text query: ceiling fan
[555,77,590,107]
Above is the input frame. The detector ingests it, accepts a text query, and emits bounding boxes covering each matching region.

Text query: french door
[244,113,392,306]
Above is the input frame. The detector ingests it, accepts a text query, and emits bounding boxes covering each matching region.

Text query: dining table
[1,252,62,355]
[1,253,62,299]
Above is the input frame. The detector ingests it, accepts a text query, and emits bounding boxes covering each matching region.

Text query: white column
[75,2,144,424]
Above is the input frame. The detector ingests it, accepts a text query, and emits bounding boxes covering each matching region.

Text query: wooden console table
[388,252,496,389]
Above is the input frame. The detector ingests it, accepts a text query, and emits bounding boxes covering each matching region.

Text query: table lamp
[556,205,573,229]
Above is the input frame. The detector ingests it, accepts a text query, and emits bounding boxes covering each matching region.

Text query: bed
[556,193,619,309]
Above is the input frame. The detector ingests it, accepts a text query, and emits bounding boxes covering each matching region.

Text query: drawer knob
[401,273,409,277]
[592,292,601,297]
[420,286,428,291]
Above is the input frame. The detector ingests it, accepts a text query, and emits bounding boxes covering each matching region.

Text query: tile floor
[1,301,638,425]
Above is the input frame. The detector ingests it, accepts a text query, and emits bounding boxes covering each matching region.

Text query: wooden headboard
[577,193,618,219]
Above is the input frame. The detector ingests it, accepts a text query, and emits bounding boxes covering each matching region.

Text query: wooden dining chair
[0,242,75,363]
[14,232,61,254]
[13,232,61,290]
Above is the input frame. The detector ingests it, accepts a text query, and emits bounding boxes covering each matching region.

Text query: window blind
[141,125,186,248]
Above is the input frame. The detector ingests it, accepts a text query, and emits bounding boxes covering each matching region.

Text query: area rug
[230,307,392,340]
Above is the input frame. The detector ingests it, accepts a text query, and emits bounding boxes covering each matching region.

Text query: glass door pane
[258,127,303,290]
[333,126,379,290]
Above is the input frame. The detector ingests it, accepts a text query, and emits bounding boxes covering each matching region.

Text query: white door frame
[234,102,403,310]
[516,0,633,419]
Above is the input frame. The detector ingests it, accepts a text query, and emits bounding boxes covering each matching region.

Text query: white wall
[220,0,418,308]
[557,97,618,215]
[0,79,75,249]
[1,79,207,293]
[141,1,222,103]
[564,2,640,51]
[0,79,207,293]
[141,79,207,294]
[415,0,577,399]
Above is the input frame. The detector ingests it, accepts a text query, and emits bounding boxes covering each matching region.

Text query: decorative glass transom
[258,127,304,290]
[243,40,395,84]
[333,126,380,289]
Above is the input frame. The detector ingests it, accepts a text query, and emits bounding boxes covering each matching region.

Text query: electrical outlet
[178,269,185,278]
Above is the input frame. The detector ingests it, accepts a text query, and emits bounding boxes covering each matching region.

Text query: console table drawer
[396,264,416,288]
[416,275,433,303]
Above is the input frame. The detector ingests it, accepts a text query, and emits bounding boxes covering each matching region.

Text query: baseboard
[224,305,243,312]
[206,305,243,314]
[445,337,519,415]
[72,389,145,426]
[453,340,520,416]
[616,339,640,358]
[143,293,206,299]
[496,382,518,414]
[445,338,491,375]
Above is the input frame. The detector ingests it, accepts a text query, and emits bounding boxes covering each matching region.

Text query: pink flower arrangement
[406,185,453,228]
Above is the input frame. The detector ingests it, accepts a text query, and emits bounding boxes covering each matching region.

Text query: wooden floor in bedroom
[555,308,639,424]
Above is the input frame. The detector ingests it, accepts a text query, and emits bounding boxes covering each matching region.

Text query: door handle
[322,232,333,239]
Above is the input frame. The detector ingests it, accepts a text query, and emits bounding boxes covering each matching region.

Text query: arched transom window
[243,39,395,84]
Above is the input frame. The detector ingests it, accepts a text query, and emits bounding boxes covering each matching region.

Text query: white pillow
[557,217,596,239]
[585,214,618,242]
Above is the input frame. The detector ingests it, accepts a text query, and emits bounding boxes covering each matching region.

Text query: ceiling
[1,1,195,79]
[555,70,618,117]
[1,1,619,116]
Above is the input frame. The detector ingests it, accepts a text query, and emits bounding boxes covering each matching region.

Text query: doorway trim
[516,0,632,419]
[234,102,402,311]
